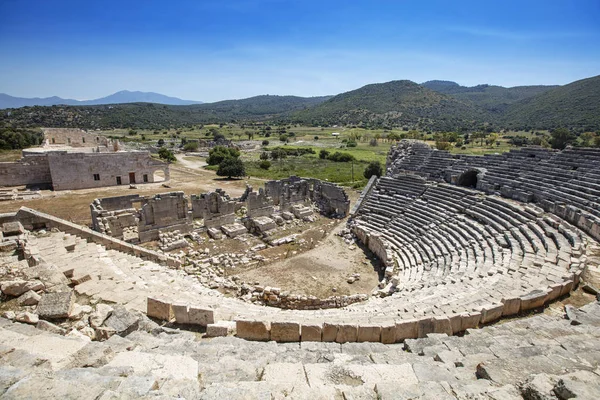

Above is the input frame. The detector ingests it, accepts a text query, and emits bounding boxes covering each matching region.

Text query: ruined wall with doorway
[47,151,169,191]
[91,192,192,243]
[190,189,237,227]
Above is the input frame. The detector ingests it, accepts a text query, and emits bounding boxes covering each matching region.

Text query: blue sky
[1,0,599,102]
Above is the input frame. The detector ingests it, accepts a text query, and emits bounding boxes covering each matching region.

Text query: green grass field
[99,124,557,187]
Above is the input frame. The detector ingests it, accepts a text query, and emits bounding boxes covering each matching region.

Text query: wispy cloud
[446,26,590,41]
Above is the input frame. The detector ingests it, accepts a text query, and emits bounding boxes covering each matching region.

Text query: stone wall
[0,153,52,188]
[138,192,192,242]
[245,187,275,218]
[190,190,237,227]
[47,151,169,191]
[15,207,181,267]
[42,128,110,148]
[264,176,350,217]
[91,192,193,243]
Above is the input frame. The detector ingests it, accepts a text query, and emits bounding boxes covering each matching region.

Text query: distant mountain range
[0,90,203,108]
[1,75,599,131]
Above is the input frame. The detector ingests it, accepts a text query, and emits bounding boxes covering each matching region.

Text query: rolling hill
[0,90,203,109]
[502,75,600,131]
[291,80,490,131]
[421,81,557,113]
[0,95,331,129]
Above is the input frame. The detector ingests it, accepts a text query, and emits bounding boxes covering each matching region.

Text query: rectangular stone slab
[188,306,214,326]
[301,323,322,342]
[271,321,300,342]
[146,297,173,321]
[37,291,75,319]
[236,320,270,341]
[357,325,381,342]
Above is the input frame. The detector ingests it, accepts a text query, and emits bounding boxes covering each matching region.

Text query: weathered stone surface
[357,325,381,342]
[16,290,41,306]
[89,304,113,328]
[36,319,66,335]
[270,321,300,342]
[71,274,91,285]
[146,297,173,321]
[206,321,235,337]
[2,221,24,236]
[336,324,358,343]
[1,280,44,297]
[37,291,75,319]
[395,319,418,342]
[15,312,38,325]
[501,297,521,316]
[480,304,504,325]
[188,306,214,326]
[301,323,322,342]
[322,323,338,342]
[103,306,139,336]
[381,323,396,344]
[95,326,117,341]
[171,303,189,325]
[236,320,270,341]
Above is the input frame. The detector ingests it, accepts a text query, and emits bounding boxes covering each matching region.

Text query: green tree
[259,160,271,170]
[183,142,199,151]
[158,147,176,162]
[217,158,245,178]
[207,146,240,165]
[157,138,165,147]
[580,132,596,147]
[487,133,499,147]
[550,128,577,150]
[363,161,383,179]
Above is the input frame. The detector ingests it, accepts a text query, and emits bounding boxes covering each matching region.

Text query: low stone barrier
[234,276,581,344]
[15,207,181,268]
[146,297,215,327]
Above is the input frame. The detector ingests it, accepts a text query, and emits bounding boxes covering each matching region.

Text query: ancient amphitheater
[1,140,600,398]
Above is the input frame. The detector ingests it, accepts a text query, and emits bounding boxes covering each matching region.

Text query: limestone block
[37,291,75,319]
[546,283,563,302]
[479,304,504,325]
[271,321,300,342]
[520,289,549,311]
[89,304,113,328]
[301,323,322,342]
[1,280,45,297]
[322,323,338,342]
[188,306,214,326]
[171,303,189,325]
[17,290,41,306]
[357,325,381,342]
[206,321,235,337]
[221,223,247,238]
[380,323,396,344]
[461,312,481,331]
[501,297,521,317]
[71,274,91,285]
[560,279,574,297]
[395,319,418,342]
[417,317,435,338]
[2,221,24,236]
[0,240,17,252]
[433,316,453,335]
[146,297,173,321]
[448,314,462,334]
[336,324,358,343]
[236,320,270,341]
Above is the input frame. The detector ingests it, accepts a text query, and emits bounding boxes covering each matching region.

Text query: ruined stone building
[0,128,169,190]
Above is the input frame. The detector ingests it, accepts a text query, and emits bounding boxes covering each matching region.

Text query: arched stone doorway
[457,169,479,188]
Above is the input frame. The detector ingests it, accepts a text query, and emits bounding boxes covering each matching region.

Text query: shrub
[262,140,269,146]
[363,161,383,179]
[259,152,270,160]
[183,142,199,152]
[217,158,245,178]
[346,140,357,147]
[319,149,330,159]
[369,138,378,147]
[328,152,355,162]
[314,136,319,140]
[271,148,287,160]
[207,146,240,165]
[259,160,271,170]
[158,147,176,162]
[435,141,452,151]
